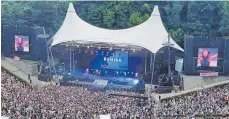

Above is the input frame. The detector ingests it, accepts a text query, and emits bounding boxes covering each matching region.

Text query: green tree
[1,1,228,46]
[219,1,229,36]
[182,1,223,36]
[169,28,184,47]
[162,2,183,29]
[128,12,143,26]
[1,1,69,36]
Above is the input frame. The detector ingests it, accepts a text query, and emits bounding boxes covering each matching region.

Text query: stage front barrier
[38,74,51,82]
[106,84,134,92]
[93,79,108,88]
[53,75,63,83]
[156,86,172,94]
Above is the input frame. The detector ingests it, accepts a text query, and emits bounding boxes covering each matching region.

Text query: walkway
[152,79,229,101]
[1,57,50,85]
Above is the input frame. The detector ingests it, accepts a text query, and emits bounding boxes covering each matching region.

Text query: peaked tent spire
[50,3,184,53]
[152,5,160,16]
[68,3,75,12]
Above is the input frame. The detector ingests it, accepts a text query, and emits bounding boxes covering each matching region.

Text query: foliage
[219,1,229,36]
[1,1,229,47]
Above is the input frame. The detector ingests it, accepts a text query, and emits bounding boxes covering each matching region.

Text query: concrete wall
[183,75,229,90]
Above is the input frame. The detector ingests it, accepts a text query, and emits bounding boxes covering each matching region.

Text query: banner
[93,79,108,86]
[14,56,20,60]
[1,116,9,119]
[100,114,111,119]
[175,58,183,72]
[200,72,218,76]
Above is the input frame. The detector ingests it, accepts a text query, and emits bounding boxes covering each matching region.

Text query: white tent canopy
[51,3,183,53]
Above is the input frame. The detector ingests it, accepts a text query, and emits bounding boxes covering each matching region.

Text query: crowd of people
[156,84,229,117]
[1,71,229,119]
[1,71,151,119]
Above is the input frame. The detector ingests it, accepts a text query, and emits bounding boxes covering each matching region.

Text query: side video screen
[197,48,218,67]
[15,35,29,52]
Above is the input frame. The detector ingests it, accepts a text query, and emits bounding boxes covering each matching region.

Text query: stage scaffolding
[47,33,180,97]
[37,27,57,80]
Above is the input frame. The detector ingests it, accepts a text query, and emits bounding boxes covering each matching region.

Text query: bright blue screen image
[90,50,128,70]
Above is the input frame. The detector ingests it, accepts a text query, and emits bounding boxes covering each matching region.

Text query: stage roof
[50,3,184,53]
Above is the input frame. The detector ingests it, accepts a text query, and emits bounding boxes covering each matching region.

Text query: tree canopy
[2,1,229,48]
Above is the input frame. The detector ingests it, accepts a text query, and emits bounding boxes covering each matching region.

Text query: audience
[157,84,229,118]
[1,71,229,119]
[1,71,150,119]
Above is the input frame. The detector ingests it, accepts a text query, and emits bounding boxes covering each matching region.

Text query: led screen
[101,51,128,70]
[15,35,29,52]
[197,48,218,67]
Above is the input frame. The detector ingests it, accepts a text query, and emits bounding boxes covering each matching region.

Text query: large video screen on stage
[197,48,218,67]
[14,35,30,52]
[101,50,128,70]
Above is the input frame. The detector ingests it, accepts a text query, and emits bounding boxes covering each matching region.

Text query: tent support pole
[49,47,56,75]
[43,27,57,78]
[72,42,75,71]
[73,51,75,71]
[150,53,156,95]
[70,45,72,72]
[150,53,153,70]
[168,34,171,82]
[145,51,147,74]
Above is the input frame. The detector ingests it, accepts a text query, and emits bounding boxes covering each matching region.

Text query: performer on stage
[197,50,218,67]
[15,36,29,52]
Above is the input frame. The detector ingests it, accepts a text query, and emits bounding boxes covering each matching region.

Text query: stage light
[98,47,101,49]
[135,73,138,77]
[86,68,89,72]
[87,46,90,49]
[133,49,136,52]
[110,47,112,50]
[133,80,139,85]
